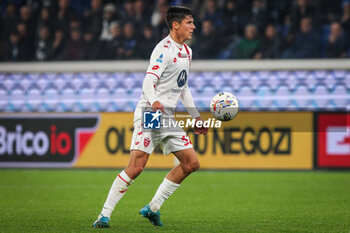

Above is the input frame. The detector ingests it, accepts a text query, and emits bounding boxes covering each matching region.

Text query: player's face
[178,15,195,41]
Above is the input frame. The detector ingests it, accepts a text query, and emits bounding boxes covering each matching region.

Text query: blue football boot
[139,204,164,226]
[92,214,110,228]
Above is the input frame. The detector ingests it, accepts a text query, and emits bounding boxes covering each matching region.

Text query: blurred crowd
[0,0,349,61]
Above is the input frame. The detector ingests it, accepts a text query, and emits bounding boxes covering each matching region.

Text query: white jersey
[134,35,199,123]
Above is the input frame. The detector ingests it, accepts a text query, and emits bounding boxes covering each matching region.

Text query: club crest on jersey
[177,70,187,87]
[144,137,151,147]
[178,52,188,58]
[152,65,159,70]
[156,54,163,63]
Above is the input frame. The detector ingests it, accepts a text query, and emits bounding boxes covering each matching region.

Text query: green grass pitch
[0,169,349,233]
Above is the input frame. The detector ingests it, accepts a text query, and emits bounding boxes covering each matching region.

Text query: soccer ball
[210,92,239,121]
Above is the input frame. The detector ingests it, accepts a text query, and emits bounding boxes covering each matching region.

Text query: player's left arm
[181,45,208,135]
[180,84,208,135]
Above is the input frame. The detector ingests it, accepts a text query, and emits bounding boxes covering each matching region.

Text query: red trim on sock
[119,188,128,193]
[118,174,130,186]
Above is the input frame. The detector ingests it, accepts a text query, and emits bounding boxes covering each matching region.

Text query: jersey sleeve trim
[146,72,160,79]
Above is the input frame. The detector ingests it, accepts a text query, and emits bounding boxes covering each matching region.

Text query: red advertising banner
[317,112,350,168]
[0,114,99,167]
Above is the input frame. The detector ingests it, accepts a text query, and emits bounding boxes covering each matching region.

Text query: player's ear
[172,21,179,30]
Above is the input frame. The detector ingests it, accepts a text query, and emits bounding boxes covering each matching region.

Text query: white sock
[149,178,180,213]
[100,170,133,218]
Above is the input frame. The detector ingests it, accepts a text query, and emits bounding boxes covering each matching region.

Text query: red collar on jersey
[183,44,191,68]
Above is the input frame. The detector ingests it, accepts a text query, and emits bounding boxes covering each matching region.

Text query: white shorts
[130,121,193,155]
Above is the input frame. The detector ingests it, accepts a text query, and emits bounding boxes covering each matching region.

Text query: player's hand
[193,117,208,135]
[152,101,165,113]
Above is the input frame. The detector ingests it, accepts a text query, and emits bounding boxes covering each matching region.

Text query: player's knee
[191,161,200,172]
[183,160,200,174]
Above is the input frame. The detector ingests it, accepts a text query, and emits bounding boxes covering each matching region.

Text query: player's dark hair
[165,6,193,30]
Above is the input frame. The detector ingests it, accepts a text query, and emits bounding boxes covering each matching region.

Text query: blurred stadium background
[1,0,350,60]
[0,0,349,232]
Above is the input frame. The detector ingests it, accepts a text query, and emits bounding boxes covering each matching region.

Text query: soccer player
[92,6,207,228]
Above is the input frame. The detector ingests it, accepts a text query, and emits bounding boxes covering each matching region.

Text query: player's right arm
[142,44,170,112]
